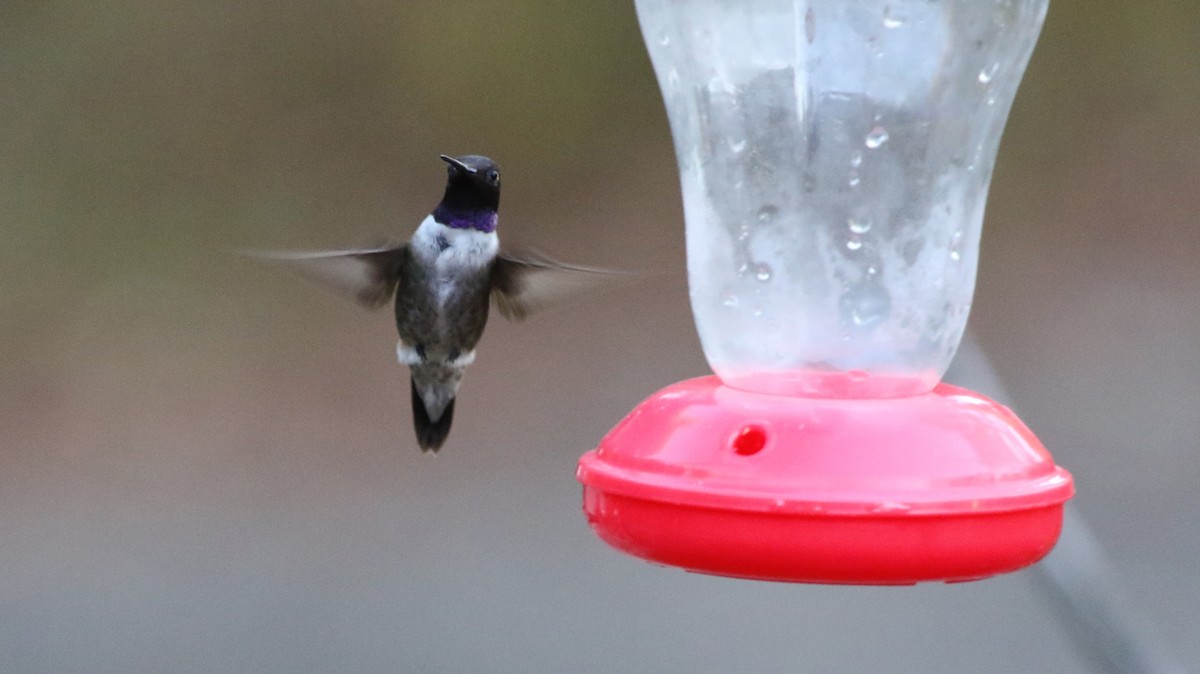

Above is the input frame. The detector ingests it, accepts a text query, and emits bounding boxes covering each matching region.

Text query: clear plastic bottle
[636,0,1048,397]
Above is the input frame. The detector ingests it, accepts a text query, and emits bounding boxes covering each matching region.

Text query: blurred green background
[2,1,1197,672]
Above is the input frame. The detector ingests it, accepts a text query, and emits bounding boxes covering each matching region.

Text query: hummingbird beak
[439,154,476,174]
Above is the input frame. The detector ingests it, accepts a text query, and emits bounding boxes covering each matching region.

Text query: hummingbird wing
[243,246,409,309]
[489,250,621,321]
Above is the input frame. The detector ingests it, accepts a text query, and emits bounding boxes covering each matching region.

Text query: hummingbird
[254,154,612,452]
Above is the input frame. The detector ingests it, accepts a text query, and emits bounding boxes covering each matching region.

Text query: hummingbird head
[433,154,501,232]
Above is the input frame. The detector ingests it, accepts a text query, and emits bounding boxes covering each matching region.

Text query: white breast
[411,214,499,302]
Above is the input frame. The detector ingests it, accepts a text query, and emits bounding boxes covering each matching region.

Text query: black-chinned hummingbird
[254,154,611,452]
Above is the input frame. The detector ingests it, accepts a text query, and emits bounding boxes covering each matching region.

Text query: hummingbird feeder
[577,0,1073,584]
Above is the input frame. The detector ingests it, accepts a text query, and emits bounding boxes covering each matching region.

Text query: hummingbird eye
[486,169,500,185]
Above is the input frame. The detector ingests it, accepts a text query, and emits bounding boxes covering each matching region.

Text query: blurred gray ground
[1,1,1197,672]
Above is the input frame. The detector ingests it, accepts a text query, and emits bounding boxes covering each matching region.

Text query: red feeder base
[576,376,1074,585]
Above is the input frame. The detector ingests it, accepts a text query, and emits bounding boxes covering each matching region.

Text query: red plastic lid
[577,376,1074,584]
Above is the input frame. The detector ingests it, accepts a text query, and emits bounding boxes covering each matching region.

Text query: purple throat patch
[433,207,497,233]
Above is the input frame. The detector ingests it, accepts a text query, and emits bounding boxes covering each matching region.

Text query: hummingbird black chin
[250,153,616,452]
[434,154,501,231]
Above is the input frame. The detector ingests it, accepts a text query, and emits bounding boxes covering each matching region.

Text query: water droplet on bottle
[850,151,863,168]
[839,282,891,330]
[949,250,961,261]
[846,238,863,251]
[883,16,904,29]
[737,223,751,242]
[848,173,861,187]
[659,33,671,47]
[848,217,872,234]
[753,263,772,282]
[865,126,889,149]
[727,138,747,153]
[720,290,739,308]
[757,205,778,224]
[987,95,997,106]
[978,63,998,84]
[867,265,878,275]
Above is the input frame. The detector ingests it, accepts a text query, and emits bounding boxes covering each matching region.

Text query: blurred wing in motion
[243,246,409,309]
[489,249,624,321]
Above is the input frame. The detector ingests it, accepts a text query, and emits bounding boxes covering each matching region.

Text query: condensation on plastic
[638,0,1049,397]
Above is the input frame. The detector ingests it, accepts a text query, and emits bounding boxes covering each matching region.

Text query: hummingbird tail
[411,377,455,453]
